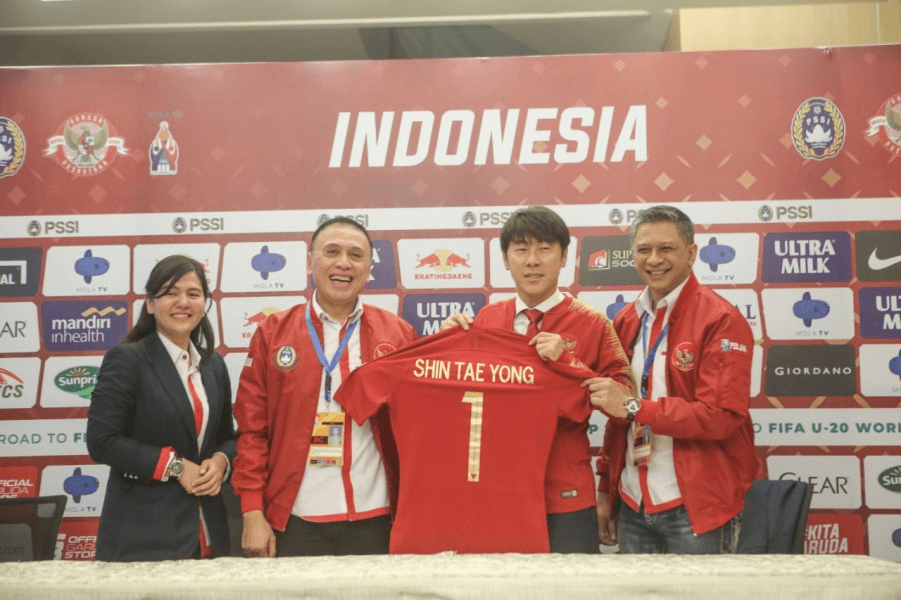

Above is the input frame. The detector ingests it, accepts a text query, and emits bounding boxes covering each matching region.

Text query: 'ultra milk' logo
[41,301,128,352]
[402,293,486,336]
[761,231,851,283]
[859,287,901,339]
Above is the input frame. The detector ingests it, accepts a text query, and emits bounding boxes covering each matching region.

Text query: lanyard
[640,309,668,398]
[305,301,359,406]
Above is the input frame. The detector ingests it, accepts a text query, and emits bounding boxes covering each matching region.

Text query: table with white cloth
[1,553,900,600]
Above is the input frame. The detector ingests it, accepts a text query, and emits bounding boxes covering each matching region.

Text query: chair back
[737,479,813,554]
[0,495,68,561]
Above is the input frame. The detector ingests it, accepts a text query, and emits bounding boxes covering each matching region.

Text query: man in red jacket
[586,205,759,553]
[444,206,634,553]
[232,217,417,557]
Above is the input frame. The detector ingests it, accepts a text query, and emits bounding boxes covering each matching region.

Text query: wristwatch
[166,456,185,480]
[623,397,642,422]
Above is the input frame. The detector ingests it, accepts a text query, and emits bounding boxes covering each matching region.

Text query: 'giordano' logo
[55,366,100,399]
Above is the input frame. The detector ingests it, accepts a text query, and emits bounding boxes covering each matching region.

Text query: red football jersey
[336,325,593,554]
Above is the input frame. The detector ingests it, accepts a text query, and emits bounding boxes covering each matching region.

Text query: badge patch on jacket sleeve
[672,342,695,371]
[273,345,298,370]
[720,338,748,354]
[374,343,396,359]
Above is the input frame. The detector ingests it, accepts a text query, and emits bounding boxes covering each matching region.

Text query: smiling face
[632,221,698,305]
[309,222,372,321]
[503,235,567,308]
[146,271,206,350]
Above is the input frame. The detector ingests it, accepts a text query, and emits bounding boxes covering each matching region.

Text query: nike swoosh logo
[868,248,901,271]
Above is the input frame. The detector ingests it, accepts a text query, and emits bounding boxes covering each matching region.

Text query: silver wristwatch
[166,456,185,479]
[623,397,642,422]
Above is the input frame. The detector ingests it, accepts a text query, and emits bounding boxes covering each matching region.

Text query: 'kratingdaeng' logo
[44,114,128,176]
[414,249,472,281]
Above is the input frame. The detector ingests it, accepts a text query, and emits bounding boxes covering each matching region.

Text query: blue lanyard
[305,301,359,406]
[640,309,668,398]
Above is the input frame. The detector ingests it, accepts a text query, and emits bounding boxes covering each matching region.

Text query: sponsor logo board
[859,287,901,339]
[0,302,40,353]
[751,408,900,446]
[39,465,109,518]
[0,357,41,410]
[360,294,400,315]
[220,241,306,293]
[397,238,485,290]
[401,293,487,337]
[764,344,856,397]
[804,513,864,555]
[0,465,39,498]
[133,243,221,292]
[41,301,128,352]
[767,455,862,509]
[863,455,901,509]
[56,520,99,561]
[867,514,901,562]
[223,352,248,405]
[219,296,300,349]
[366,240,398,290]
[761,231,851,283]
[488,236,576,289]
[712,288,764,340]
[42,245,130,296]
[0,419,88,457]
[761,288,854,341]
[859,344,901,397]
[0,247,41,298]
[40,356,104,408]
[576,290,640,322]
[578,236,643,286]
[855,230,901,282]
[693,233,759,285]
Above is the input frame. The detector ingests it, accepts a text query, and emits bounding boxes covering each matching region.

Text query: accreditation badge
[632,424,652,467]
[308,412,345,466]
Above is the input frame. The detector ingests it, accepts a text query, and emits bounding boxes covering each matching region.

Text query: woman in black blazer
[87,255,236,561]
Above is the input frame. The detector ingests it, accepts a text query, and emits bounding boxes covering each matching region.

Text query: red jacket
[597,274,760,535]
[232,301,417,531]
[475,296,634,514]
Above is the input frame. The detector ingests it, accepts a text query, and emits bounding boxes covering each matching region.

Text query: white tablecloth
[1,553,900,600]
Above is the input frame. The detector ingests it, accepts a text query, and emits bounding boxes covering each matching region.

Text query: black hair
[310,217,373,254]
[125,255,216,362]
[629,205,695,246]
[499,206,570,254]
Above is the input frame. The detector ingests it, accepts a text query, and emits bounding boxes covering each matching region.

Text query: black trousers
[275,514,391,556]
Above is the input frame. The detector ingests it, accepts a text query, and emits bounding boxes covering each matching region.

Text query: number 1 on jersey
[462,391,484,482]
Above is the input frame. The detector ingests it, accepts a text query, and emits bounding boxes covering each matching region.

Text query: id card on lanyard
[634,309,667,468]
[305,301,358,466]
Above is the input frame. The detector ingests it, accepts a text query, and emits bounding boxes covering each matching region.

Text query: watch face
[626,398,641,413]
[169,459,184,477]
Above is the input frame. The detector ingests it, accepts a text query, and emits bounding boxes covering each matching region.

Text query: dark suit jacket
[87,334,236,561]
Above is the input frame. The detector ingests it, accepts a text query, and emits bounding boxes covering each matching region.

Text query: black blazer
[87,334,236,561]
